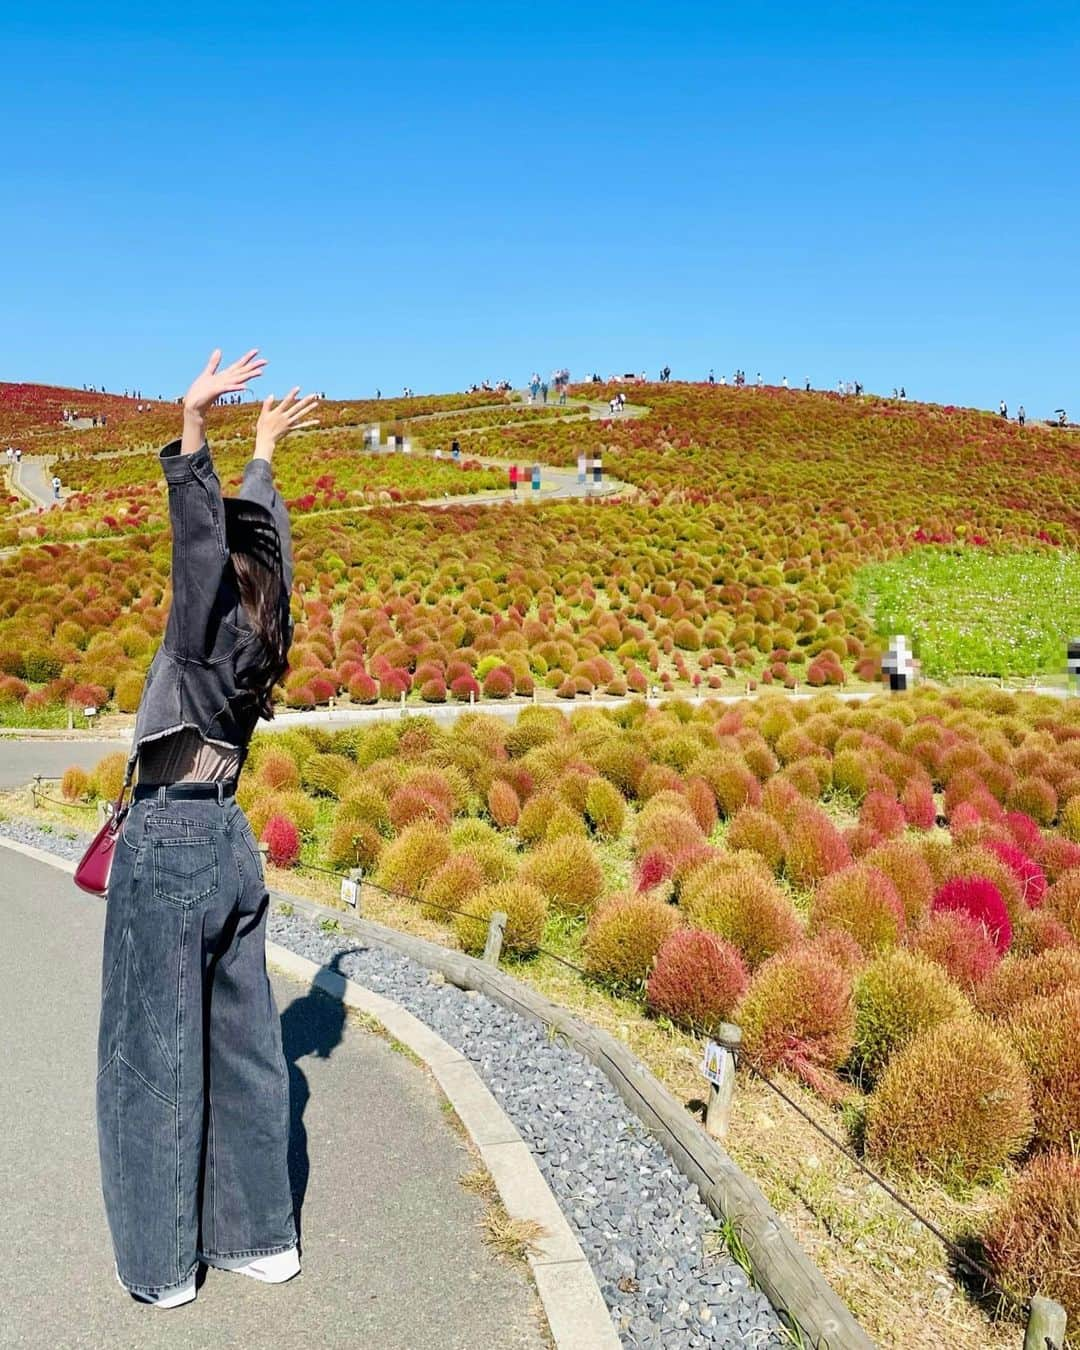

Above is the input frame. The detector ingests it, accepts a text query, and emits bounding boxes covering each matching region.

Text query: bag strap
[109,756,136,820]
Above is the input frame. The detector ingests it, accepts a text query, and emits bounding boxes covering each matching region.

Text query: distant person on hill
[781,375,788,389]
[756,371,763,388]
[999,399,1008,419]
[98,347,316,1309]
[1018,405,1026,426]
[51,474,62,501]
[900,387,906,399]
[708,369,715,385]
[805,377,811,391]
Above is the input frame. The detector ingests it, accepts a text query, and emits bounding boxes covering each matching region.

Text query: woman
[98,349,318,1307]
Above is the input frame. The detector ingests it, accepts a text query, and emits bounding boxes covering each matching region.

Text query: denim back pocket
[152,835,219,908]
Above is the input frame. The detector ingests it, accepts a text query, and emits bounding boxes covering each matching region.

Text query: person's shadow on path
[279,949,365,1242]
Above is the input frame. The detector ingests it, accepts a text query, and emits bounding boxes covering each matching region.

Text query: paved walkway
[0,738,128,787]
[12,454,65,509]
[0,847,547,1350]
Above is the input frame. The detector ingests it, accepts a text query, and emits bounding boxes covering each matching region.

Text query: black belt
[133,780,238,803]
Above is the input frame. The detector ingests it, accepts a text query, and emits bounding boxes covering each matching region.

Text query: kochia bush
[735,943,856,1100]
[864,1020,1033,1186]
[646,929,749,1032]
[584,891,680,989]
[851,949,970,1086]
[982,1151,1080,1330]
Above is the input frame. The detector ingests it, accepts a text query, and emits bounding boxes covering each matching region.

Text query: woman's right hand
[181,349,267,455]
[254,388,321,463]
[184,349,267,416]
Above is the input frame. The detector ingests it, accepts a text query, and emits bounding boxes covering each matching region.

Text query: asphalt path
[0,846,547,1350]
[0,738,128,788]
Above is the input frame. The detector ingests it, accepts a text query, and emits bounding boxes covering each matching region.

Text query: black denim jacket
[124,439,294,783]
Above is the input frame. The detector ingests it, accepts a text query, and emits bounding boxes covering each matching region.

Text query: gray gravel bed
[270,914,786,1349]
[0,814,93,860]
[2,814,787,1349]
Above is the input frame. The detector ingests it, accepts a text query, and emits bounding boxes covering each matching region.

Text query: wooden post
[32,773,42,808]
[399,689,407,717]
[469,689,476,706]
[705,1022,742,1141]
[67,707,74,730]
[97,800,111,828]
[532,687,538,706]
[1024,1296,1067,1350]
[482,910,507,966]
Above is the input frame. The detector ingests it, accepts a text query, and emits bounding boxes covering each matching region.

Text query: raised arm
[234,388,320,595]
[163,349,268,657]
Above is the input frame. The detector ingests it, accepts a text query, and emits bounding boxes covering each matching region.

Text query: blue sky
[2,2,1077,415]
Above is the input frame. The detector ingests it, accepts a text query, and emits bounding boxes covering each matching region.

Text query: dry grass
[482,1208,549,1264]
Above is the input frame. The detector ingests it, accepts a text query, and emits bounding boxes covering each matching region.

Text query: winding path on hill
[2,391,645,527]
[0,842,549,1350]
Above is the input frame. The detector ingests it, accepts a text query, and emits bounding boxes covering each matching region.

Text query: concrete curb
[265,942,620,1350]
[0,837,619,1350]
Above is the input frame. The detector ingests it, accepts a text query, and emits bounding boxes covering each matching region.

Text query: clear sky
[3,2,1077,416]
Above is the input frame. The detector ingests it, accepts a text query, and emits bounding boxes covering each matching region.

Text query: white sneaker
[115,1266,197,1308]
[202,1246,300,1284]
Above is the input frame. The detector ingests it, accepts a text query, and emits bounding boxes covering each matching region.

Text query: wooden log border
[273,888,875,1349]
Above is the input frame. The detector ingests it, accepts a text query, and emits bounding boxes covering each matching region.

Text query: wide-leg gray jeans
[96,782,296,1299]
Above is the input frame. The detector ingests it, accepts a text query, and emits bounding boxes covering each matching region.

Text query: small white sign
[83,705,97,717]
[702,1040,725,1088]
[340,878,359,908]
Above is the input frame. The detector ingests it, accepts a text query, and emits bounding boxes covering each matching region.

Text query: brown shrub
[1006,988,1080,1150]
[681,856,802,969]
[453,880,548,957]
[982,1151,1080,1329]
[809,864,907,955]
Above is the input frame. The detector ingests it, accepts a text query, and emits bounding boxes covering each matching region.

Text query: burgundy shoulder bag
[74,763,134,897]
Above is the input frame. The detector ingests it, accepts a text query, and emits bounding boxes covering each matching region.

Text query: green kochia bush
[865,1019,1033,1187]
[850,949,970,1086]
[453,880,548,956]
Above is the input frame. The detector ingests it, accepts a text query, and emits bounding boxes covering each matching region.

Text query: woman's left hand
[254,389,321,462]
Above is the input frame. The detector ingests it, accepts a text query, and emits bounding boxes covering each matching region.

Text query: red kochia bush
[1004,811,1044,857]
[859,791,906,840]
[910,910,1001,991]
[900,776,937,830]
[932,876,1013,954]
[635,847,675,893]
[985,840,1047,909]
[261,813,301,867]
[646,929,749,1032]
[785,805,853,888]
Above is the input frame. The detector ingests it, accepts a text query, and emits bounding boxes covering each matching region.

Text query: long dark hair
[224,499,291,719]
